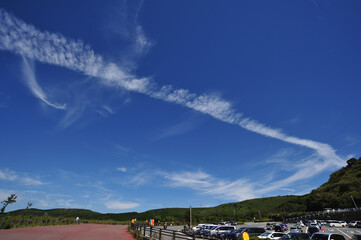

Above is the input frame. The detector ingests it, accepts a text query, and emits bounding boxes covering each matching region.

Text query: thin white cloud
[0,8,346,198]
[21,177,47,186]
[56,199,74,208]
[161,171,256,201]
[0,169,18,181]
[117,167,127,172]
[21,57,66,110]
[154,115,201,140]
[127,171,150,186]
[105,200,139,209]
[97,105,116,117]
[134,25,152,54]
[0,169,47,186]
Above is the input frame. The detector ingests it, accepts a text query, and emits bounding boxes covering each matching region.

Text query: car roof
[313,232,341,235]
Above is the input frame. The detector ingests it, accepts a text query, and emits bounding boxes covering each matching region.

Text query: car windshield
[352,236,361,240]
[261,232,271,237]
[236,228,246,233]
[312,234,329,240]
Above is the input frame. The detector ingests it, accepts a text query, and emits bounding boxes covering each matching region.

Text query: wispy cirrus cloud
[0,8,346,199]
[21,57,66,110]
[154,114,202,140]
[0,168,47,186]
[21,177,46,186]
[161,170,257,201]
[0,169,17,181]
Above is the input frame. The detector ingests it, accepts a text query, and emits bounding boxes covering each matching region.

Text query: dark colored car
[307,226,319,236]
[229,227,265,239]
[281,233,310,240]
[274,225,283,232]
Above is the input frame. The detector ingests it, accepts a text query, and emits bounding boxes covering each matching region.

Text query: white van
[327,220,346,227]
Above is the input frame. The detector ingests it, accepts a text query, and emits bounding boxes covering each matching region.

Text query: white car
[258,232,285,239]
[192,224,205,232]
[327,220,347,227]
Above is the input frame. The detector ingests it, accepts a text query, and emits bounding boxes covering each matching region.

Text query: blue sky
[0,0,360,213]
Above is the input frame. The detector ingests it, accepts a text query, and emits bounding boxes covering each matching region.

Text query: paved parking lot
[167,222,361,240]
[238,222,361,239]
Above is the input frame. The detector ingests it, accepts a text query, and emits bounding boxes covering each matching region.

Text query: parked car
[192,224,205,233]
[281,232,310,240]
[297,221,305,227]
[274,225,288,232]
[203,225,218,236]
[229,227,265,239]
[351,234,361,240]
[259,232,273,239]
[348,221,361,228]
[228,227,246,240]
[199,224,217,236]
[210,225,236,237]
[311,232,346,240]
[327,220,346,227]
[290,226,302,233]
[306,226,319,236]
[266,223,273,230]
[270,233,286,239]
[280,224,288,231]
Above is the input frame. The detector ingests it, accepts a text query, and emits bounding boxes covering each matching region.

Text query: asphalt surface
[167,222,361,240]
[0,224,135,240]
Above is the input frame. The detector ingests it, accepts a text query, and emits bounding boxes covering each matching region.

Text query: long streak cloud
[0,9,345,193]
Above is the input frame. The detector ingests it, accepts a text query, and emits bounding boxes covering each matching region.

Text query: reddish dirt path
[0,224,135,240]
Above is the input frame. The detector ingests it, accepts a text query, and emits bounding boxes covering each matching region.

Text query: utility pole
[234,209,235,218]
[190,205,192,228]
[351,195,358,209]
[258,210,262,220]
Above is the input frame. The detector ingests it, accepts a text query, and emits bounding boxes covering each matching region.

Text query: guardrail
[129,223,234,240]
[130,223,200,240]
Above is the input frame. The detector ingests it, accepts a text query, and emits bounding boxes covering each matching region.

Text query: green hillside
[303,157,361,211]
[5,157,361,223]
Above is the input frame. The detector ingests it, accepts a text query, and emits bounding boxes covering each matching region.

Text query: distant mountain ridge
[7,157,361,222]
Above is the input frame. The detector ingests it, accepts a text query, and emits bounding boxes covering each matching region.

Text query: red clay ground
[0,224,136,240]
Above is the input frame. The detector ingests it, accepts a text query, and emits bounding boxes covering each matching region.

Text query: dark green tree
[0,193,17,214]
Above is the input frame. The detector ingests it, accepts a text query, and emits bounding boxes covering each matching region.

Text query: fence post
[144,225,146,237]
[172,231,176,240]
[150,226,153,240]
[159,229,162,240]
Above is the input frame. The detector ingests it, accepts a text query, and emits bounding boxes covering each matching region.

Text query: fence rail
[130,223,198,240]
